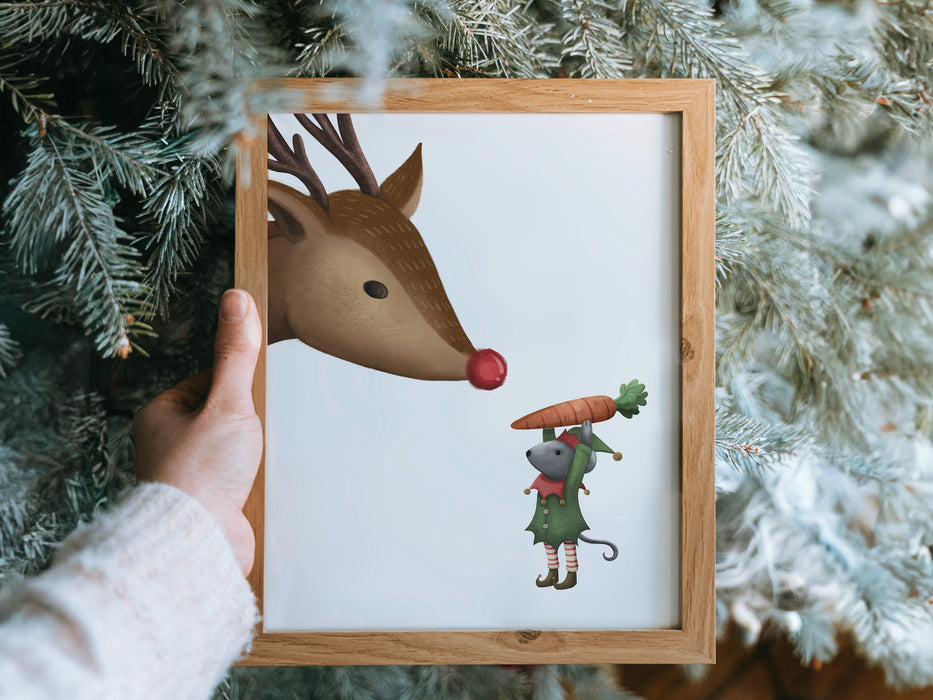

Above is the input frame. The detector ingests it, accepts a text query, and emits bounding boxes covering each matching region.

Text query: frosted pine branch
[0,53,55,125]
[167,0,285,156]
[141,153,220,316]
[302,0,446,102]
[3,126,148,357]
[0,0,177,94]
[0,0,931,693]
[623,0,814,228]
[714,401,809,478]
[557,0,632,78]
[294,24,349,77]
[872,0,933,137]
[0,1,86,43]
[0,325,21,379]
[55,120,164,195]
[436,0,558,77]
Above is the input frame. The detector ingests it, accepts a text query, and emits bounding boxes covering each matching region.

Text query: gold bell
[559,498,566,506]
[524,488,531,495]
[613,451,623,461]
[540,498,547,505]
[584,489,591,495]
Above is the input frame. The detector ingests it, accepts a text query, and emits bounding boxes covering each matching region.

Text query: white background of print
[264,112,681,631]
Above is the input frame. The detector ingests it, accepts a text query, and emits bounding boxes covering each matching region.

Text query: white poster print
[264,112,681,631]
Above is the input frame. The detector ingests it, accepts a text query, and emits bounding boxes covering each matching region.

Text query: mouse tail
[578,534,619,561]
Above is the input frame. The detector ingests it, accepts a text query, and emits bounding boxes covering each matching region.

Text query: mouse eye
[363,280,388,299]
[555,449,562,456]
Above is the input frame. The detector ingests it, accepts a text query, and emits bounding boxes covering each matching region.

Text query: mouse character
[523,420,620,590]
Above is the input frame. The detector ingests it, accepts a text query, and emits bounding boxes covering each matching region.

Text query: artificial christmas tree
[0,0,932,697]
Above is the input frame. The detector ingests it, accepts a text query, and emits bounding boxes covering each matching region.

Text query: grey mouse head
[526,431,597,480]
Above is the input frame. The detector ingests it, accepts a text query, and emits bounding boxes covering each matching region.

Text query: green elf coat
[525,443,591,548]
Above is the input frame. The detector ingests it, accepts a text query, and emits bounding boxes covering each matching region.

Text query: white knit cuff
[24,482,259,700]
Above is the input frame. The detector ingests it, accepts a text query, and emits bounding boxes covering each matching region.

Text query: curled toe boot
[554,571,577,590]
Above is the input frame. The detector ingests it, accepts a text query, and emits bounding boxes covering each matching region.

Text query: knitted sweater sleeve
[0,482,259,700]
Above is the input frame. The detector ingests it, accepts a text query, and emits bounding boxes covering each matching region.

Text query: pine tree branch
[623,0,814,227]
[263,0,316,60]
[557,0,632,78]
[94,1,178,88]
[0,0,177,91]
[0,1,76,42]
[288,0,448,100]
[871,0,933,136]
[166,0,286,157]
[0,0,931,692]
[294,25,349,77]
[40,136,136,356]
[715,401,810,477]
[435,0,559,78]
[141,152,220,316]
[0,324,21,378]
[0,52,55,125]
[3,126,147,357]
[53,120,164,195]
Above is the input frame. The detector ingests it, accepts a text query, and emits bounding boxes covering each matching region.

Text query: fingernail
[221,289,248,321]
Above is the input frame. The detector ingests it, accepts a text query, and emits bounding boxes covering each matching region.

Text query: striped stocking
[564,542,578,572]
[544,543,559,570]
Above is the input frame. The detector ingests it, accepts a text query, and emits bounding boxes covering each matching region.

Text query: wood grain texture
[680,80,717,664]
[236,119,268,619]
[241,629,710,667]
[234,79,716,666]
[258,78,706,114]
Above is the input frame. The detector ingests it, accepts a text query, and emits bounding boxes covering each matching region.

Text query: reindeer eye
[363,280,388,299]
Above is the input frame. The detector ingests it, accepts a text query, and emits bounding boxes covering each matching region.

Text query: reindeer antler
[268,113,381,209]
[268,119,330,211]
[295,113,381,198]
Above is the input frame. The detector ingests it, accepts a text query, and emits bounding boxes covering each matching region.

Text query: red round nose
[466,348,507,390]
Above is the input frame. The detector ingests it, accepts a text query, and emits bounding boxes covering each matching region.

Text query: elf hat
[556,430,580,449]
[568,426,623,461]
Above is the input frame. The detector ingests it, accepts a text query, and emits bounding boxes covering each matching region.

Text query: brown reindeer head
[266,114,506,389]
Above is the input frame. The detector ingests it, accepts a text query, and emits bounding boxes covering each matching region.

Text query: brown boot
[554,571,577,590]
[536,568,559,587]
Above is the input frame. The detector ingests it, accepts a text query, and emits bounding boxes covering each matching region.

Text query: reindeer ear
[268,180,329,243]
[380,143,423,218]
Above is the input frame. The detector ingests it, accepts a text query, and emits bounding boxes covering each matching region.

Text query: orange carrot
[511,380,648,429]
[511,395,617,430]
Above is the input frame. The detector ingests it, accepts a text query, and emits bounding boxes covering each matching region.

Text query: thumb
[208,289,262,414]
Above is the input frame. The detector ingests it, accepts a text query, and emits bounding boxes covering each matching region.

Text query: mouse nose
[526,449,531,457]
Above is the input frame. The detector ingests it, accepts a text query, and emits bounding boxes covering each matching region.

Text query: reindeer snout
[466,348,507,390]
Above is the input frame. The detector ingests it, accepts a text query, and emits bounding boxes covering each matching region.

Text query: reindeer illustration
[266,114,506,389]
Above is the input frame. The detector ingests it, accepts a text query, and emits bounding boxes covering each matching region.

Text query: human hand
[134,289,263,576]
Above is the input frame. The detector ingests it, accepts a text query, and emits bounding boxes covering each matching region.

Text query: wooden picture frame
[235,79,715,666]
